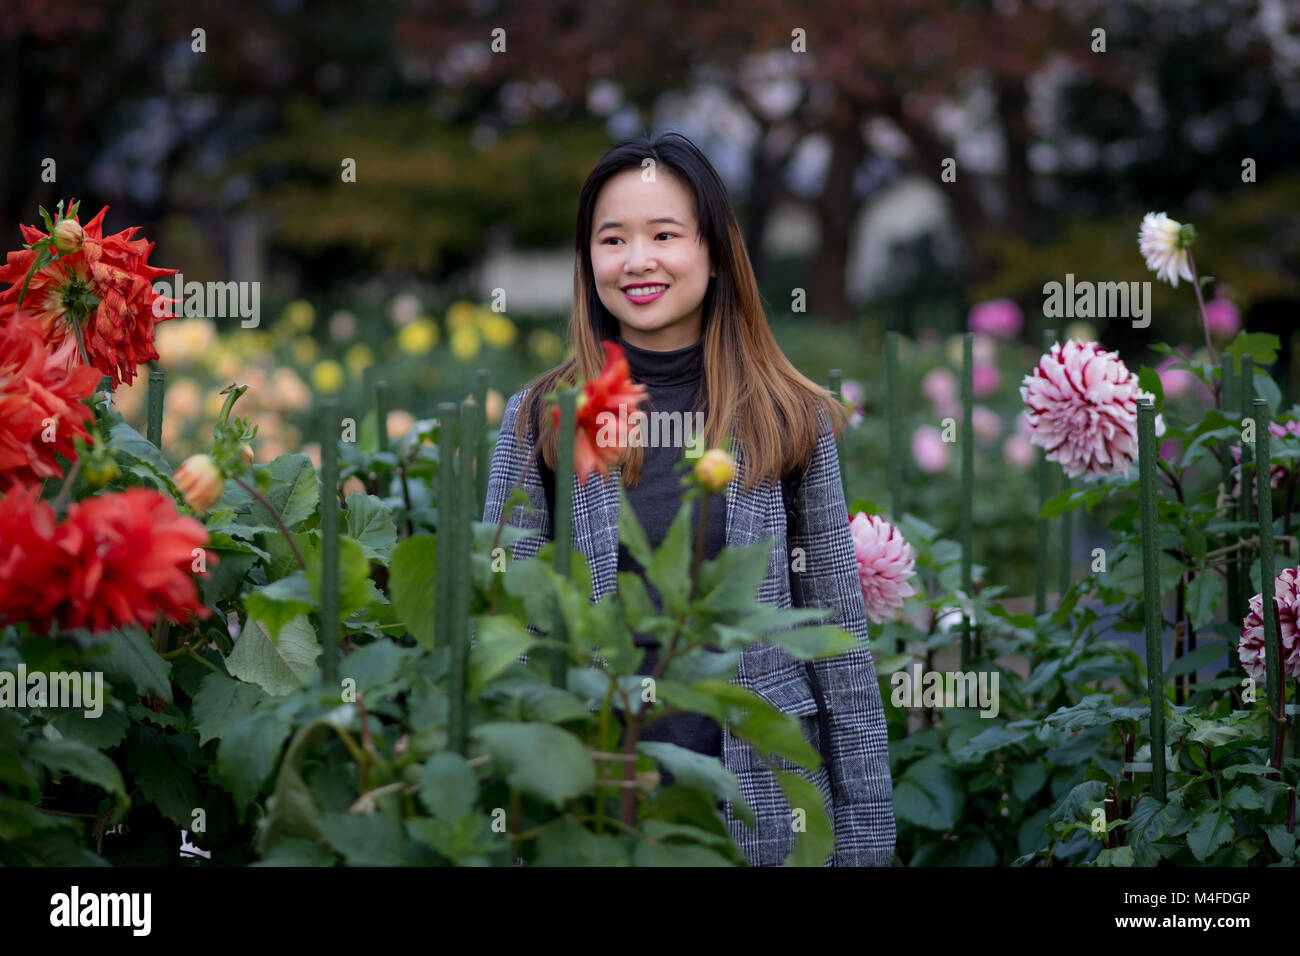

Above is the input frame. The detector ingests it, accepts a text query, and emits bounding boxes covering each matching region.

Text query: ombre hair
[516,130,848,494]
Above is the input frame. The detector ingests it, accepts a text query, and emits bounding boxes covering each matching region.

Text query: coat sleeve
[482,387,551,560]
[788,406,897,866]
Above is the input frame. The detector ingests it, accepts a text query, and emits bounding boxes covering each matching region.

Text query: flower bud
[239,442,255,465]
[83,457,119,488]
[174,454,224,514]
[53,218,84,255]
[695,448,736,492]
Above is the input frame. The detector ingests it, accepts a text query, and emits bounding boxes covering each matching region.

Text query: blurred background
[3,0,1298,598]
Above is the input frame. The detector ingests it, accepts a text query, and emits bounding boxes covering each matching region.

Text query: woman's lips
[623,286,667,304]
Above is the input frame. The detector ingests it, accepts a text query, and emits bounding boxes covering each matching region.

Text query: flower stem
[231,475,306,570]
[1186,249,1217,370]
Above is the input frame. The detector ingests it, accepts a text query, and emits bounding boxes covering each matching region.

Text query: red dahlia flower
[0,313,100,491]
[550,340,649,485]
[0,203,177,387]
[0,484,212,635]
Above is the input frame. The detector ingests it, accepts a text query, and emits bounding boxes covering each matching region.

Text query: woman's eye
[600,234,676,245]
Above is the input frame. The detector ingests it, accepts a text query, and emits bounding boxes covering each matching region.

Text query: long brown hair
[516,131,848,495]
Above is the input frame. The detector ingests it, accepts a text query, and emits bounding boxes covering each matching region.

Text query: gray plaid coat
[482,386,896,866]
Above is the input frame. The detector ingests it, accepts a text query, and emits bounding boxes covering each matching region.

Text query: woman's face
[590,168,713,351]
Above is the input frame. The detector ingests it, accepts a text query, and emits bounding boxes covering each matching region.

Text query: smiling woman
[485,131,897,867]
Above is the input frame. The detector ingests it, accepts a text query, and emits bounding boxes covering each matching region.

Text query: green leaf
[1224,331,1279,367]
[221,453,319,533]
[109,421,172,478]
[304,535,374,621]
[773,768,835,865]
[1187,807,1234,861]
[470,615,541,690]
[192,672,268,745]
[638,742,753,824]
[763,624,859,661]
[124,725,201,828]
[338,639,411,697]
[695,540,773,613]
[616,483,654,571]
[390,535,438,649]
[225,615,321,696]
[316,812,411,865]
[1011,762,1048,802]
[415,752,479,821]
[535,817,631,866]
[470,722,595,809]
[95,627,173,705]
[29,737,127,806]
[1095,846,1135,867]
[632,840,732,866]
[646,497,694,615]
[893,753,964,831]
[343,493,398,561]
[244,572,315,641]
[217,705,295,813]
[1164,642,1228,680]
[1137,367,1164,409]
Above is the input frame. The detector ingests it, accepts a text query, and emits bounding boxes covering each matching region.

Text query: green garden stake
[551,388,577,689]
[375,379,390,454]
[475,369,490,515]
[828,368,847,505]
[320,397,341,689]
[1035,329,1056,616]
[362,364,375,422]
[1221,356,1240,624]
[1239,356,1255,625]
[960,334,973,667]
[449,398,476,756]
[436,402,458,657]
[1059,474,1072,604]
[1137,398,1168,801]
[147,368,165,449]
[1253,398,1285,763]
[885,331,903,519]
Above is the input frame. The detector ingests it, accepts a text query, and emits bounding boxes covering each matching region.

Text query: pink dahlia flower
[848,512,917,625]
[921,367,958,416]
[911,426,950,474]
[1238,567,1300,683]
[1229,418,1300,500]
[1204,298,1241,339]
[968,298,1022,339]
[1020,340,1166,479]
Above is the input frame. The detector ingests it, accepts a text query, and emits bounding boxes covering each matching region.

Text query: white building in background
[471,173,957,314]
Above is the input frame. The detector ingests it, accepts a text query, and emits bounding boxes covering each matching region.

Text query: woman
[482,131,895,866]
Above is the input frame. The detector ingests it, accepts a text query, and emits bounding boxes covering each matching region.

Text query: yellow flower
[174,454,224,514]
[292,336,319,366]
[695,449,736,492]
[479,312,516,348]
[344,343,374,377]
[529,329,563,364]
[231,330,273,358]
[213,348,242,380]
[398,317,439,355]
[450,325,480,362]
[446,301,478,331]
[387,409,416,441]
[283,299,316,332]
[154,318,217,366]
[311,359,345,393]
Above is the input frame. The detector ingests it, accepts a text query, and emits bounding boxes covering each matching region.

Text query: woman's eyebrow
[595,216,688,233]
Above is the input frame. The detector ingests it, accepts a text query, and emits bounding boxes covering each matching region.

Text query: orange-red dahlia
[0,484,212,635]
[550,340,649,484]
[0,202,177,387]
[0,312,101,491]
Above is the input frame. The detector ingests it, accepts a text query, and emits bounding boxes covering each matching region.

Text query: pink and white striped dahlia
[1238,567,1300,683]
[1020,340,1166,479]
[848,512,917,625]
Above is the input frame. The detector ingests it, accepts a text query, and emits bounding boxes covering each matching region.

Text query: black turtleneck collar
[616,336,703,388]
